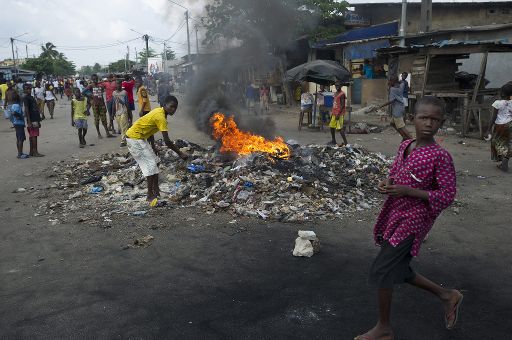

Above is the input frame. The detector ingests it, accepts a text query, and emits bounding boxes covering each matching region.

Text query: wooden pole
[464,51,488,136]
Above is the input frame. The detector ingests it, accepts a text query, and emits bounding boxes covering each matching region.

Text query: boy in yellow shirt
[71,88,90,148]
[125,95,188,203]
[136,77,151,117]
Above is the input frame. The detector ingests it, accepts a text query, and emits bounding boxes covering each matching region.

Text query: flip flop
[445,293,463,330]
[354,332,394,340]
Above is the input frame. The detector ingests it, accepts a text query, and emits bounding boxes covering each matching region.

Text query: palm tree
[41,42,59,59]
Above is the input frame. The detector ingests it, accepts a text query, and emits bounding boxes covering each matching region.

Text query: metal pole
[195,26,199,54]
[26,45,28,58]
[144,34,150,62]
[163,42,167,72]
[10,38,16,76]
[185,11,191,62]
[400,0,407,47]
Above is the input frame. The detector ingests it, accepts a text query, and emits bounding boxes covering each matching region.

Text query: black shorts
[369,234,416,289]
[14,125,26,142]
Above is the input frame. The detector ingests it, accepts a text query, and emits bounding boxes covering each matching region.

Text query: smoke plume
[183,0,317,139]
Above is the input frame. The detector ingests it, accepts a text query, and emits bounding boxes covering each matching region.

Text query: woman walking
[45,83,58,118]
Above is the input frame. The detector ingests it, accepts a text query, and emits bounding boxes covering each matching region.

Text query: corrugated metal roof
[350,0,512,4]
[377,40,512,54]
[313,21,399,49]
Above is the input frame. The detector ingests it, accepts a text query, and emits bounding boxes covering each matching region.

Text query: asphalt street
[0,96,511,339]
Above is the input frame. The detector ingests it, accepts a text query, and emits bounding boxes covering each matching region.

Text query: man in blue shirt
[377,76,412,141]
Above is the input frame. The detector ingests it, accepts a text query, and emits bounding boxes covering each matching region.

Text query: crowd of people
[0,72,175,158]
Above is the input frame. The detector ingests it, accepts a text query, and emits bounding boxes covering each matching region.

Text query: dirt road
[0,96,510,339]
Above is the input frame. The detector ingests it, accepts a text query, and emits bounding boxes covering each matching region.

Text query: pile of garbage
[35,140,391,224]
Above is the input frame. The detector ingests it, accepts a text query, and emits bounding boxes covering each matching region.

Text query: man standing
[23,84,44,157]
[401,72,410,119]
[122,74,135,125]
[328,82,348,146]
[103,74,117,133]
[33,81,46,120]
[125,95,187,204]
[88,74,114,139]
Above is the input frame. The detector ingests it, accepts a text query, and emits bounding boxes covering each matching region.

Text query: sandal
[17,154,29,159]
[445,293,463,330]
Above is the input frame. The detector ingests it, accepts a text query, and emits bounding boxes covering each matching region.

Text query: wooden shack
[378,42,512,138]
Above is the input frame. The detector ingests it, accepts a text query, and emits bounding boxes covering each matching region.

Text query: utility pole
[26,45,28,59]
[143,34,150,68]
[420,0,433,33]
[135,47,138,63]
[185,10,191,62]
[400,0,407,47]
[163,42,167,72]
[126,45,130,72]
[195,26,199,55]
[10,38,16,77]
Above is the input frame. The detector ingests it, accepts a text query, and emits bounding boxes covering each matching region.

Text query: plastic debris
[34,140,390,224]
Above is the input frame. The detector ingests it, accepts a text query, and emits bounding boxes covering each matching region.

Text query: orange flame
[210,113,291,159]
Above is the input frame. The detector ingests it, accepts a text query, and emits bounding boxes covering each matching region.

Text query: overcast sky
[1,0,510,68]
[0,0,206,68]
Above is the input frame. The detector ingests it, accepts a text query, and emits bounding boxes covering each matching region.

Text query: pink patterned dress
[374,140,457,256]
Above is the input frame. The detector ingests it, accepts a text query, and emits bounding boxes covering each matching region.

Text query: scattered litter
[13,188,26,193]
[89,185,104,194]
[35,140,390,224]
[81,176,102,185]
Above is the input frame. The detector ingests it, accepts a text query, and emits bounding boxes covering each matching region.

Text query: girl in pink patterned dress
[355,97,463,340]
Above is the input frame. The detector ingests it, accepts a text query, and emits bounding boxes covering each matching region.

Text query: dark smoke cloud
[184,0,317,139]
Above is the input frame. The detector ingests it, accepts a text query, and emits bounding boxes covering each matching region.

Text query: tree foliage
[201,0,348,46]
[137,48,157,66]
[21,42,75,76]
[163,48,176,61]
[108,59,136,73]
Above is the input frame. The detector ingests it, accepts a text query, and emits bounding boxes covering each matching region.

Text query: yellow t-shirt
[72,98,88,120]
[0,83,8,100]
[126,107,168,140]
[137,86,151,112]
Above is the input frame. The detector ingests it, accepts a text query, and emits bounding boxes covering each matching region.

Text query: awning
[343,39,391,60]
[313,21,399,49]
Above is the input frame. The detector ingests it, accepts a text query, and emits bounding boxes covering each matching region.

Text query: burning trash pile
[35,113,391,224]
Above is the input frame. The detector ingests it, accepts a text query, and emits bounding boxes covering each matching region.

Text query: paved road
[0,96,511,339]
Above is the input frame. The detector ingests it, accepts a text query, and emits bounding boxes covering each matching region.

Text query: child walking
[71,88,90,148]
[8,92,29,159]
[44,83,58,119]
[487,82,512,172]
[113,80,129,147]
[355,97,462,340]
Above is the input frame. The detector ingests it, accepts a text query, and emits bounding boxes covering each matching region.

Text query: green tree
[138,48,157,66]
[108,59,136,73]
[163,48,176,61]
[92,63,102,73]
[21,42,76,76]
[81,65,93,75]
[40,42,60,59]
[202,0,347,45]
